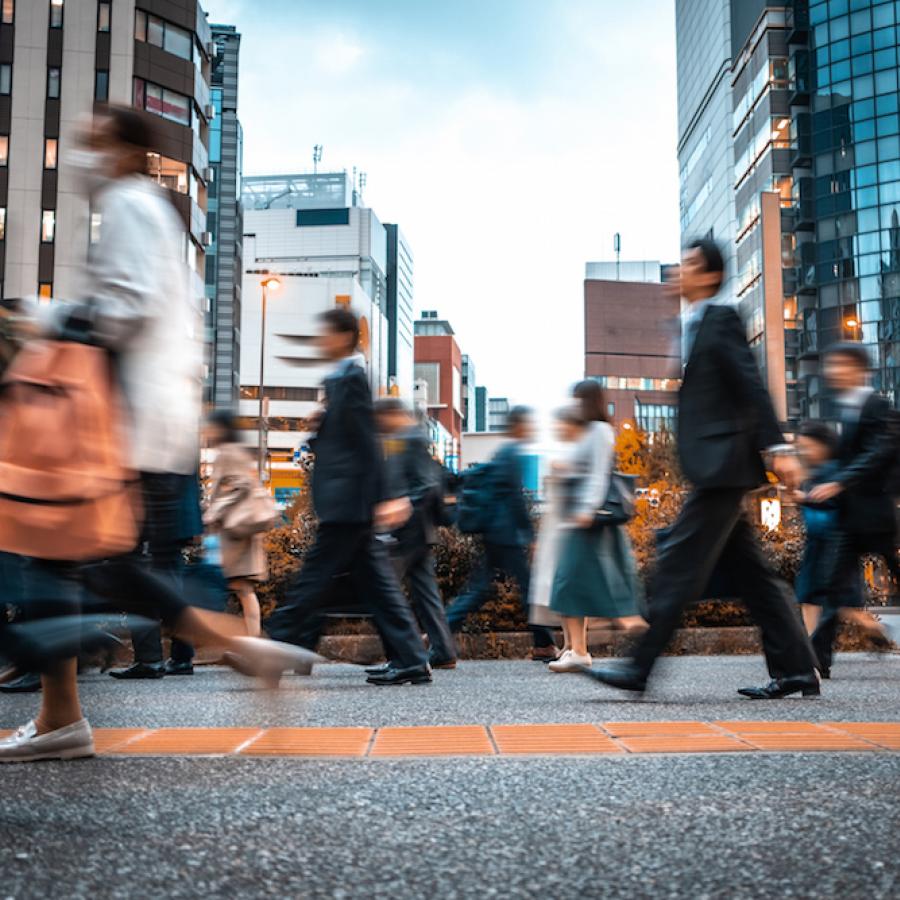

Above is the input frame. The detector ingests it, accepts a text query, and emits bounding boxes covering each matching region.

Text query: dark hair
[319,307,360,348]
[797,420,838,455]
[823,341,871,370]
[103,105,154,153]
[686,238,726,289]
[572,379,609,423]
[507,405,533,429]
[374,397,407,415]
[207,408,239,444]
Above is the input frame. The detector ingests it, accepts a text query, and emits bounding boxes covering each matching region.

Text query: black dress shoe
[365,663,391,676]
[817,667,831,680]
[164,660,194,676]
[0,672,42,693]
[109,662,165,680]
[428,655,458,670]
[366,664,432,686]
[577,660,647,693]
[737,673,820,700]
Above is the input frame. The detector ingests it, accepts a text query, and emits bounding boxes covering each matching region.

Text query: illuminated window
[134,9,146,41]
[44,138,57,170]
[41,210,56,243]
[1,0,12,25]
[49,0,63,29]
[90,212,101,244]
[97,1,109,32]
[0,208,5,241]
[0,136,7,166]
[38,284,53,304]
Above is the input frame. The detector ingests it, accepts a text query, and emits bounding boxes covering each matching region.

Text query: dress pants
[631,487,817,679]
[266,523,428,671]
[445,542,555,648]
[810,529,900,672]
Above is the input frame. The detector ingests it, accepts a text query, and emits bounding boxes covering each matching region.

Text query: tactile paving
[616,735,753,754]
[111,727,262,755]
[491,724,623,755]
[602,721,719,737]
[240,727,373,757]
[370,725,494,757]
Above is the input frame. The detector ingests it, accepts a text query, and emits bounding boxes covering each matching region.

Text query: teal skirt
[549,525,640,618]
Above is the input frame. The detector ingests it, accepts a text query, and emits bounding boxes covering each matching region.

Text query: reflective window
[134,78,191,126]
[38,284,53,303]
[44,138,57,170]
[95,70,108,102]
[48,67,60,99]
[0,64,11,95]
[135,10,193,62]
[49,0,63,29]
[41,210,56,243]
[97,1,109,32]
[0,207,5,241]
[1,0,12,25]
[0,135,7,166]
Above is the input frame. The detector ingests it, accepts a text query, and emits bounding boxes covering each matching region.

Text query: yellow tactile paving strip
[10,721,885,758]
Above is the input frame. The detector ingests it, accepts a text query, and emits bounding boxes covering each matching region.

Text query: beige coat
[207,443,268,582]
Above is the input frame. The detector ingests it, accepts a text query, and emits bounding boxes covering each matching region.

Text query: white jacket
[39,175,202,474]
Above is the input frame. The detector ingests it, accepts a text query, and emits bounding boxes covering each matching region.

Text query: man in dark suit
[264,308,431,686]
[369,399,457,670]
[445,407,557,659]
[806,342,899,676]
[581,239,819,699]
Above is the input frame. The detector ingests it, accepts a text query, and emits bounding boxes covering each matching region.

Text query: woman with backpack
[203,411,276,638]
[547,381,645,673]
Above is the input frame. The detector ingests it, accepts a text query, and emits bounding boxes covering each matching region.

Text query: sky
[204,0,681,412]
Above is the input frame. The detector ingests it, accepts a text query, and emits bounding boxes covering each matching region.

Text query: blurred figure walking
[548,382,644,673]
[805,343,900,676]
[580,239,818,699]
[446,407,558,660]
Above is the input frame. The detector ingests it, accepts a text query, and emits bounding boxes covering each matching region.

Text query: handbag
[206,482,279,540]
[592,472,637,527]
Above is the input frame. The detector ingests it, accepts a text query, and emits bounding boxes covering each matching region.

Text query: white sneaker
[549,650,592,673]
[0,719,94,763]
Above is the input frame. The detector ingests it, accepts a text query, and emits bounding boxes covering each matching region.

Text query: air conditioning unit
[203,166,215,183]
[201,231,213,246]
[204,103,215,121]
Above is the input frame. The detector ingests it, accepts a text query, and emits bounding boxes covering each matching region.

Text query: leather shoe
[164,660,194,676]
[366,664,432,686]
[109,662,165,680]
[737,673,820,700]
[577,660,647,693]
[428,655,457,670]
[365,663,391,676]
[0,672,42,694]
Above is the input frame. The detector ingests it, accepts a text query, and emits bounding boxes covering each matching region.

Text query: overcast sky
[204,0,681,411]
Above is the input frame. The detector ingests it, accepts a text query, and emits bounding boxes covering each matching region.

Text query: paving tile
[617,735,753,754]
[369,726,494,757]
[823,722,900,736]
[715,721,829,734]
[240,728,373,757]
[491,724,623,755]
[602,721,719,737]
[93,729,149,753]
[110,728,262,756]
[740,734,878,752]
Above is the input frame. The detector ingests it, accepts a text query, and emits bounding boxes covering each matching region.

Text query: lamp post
[258,276,281,479]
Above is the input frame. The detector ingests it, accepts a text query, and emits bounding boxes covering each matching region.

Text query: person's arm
[503,447,534,542]
[405,433,440,506]
[574,423,613,520]
[835,402,900,491]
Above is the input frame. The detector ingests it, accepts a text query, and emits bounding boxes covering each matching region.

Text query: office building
[205,22,243,408]
[487,397,510,432]
[584,261,681,431]
[239,172,390,463]
[473,385,488,433]
[1,0,213,305]
[414,310,463,468]
[385,223,414,398]
[461,353,477,431]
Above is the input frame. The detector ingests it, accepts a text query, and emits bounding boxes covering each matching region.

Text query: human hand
[807,481,843,503]
[375,497,413,532]
[771,454,803,491]
[573,513,595,529]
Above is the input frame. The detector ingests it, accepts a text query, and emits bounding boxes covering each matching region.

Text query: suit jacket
[834,392,899,535]
[383,425,442,549]
[310,360,390,525]
[485,442,534,548]
[677,303,784,490]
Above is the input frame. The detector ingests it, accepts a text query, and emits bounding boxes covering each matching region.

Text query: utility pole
[614,232,621,281]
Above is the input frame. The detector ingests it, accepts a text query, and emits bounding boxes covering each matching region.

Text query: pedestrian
[367,398,456,672]
[203,409,272,639]
[0,107,308,763]
[548,381,645,673]
[445,406,559,661]
[805,342,899,677]
[580,238,819,699]
[232,307,432,687]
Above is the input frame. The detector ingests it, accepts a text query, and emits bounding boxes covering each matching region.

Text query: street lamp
[258,275,281,479]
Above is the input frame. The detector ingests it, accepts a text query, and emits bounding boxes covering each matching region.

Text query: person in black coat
[582,239,819,699]
[264,308,430,686]
[805,342,899,676]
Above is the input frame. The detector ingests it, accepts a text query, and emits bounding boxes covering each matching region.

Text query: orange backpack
[0,340,141,560]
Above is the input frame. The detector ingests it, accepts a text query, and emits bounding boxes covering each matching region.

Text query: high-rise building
[488,397,510,432]
[584,261,682,431]
[384,223,414,398]
[461,353,477,431]
[474,385,488,433]
[1,0,213,305]
[788,0,900,414]
[205,22,243,408]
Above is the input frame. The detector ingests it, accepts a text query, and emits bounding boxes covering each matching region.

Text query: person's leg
[630,488,746,677]
[564,617,588,656]
[801,604,821,634]
[810,607,839,674]
[404,547,456,662]
[36,658,82,733]
[810,530,862,672]
[720,516,818,680]
[498,544,555,649]
[445,548,496,633]
[232,579,261,637]
[129,621,165,666]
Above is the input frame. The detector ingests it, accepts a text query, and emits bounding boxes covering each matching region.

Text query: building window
[41,210,55,243]
[38,283,53,303]
[0,208,5,241]
[133,78,191,126]
[607,402,616,418]
[95,69,108,102]
[44,138,57,170]
[49,0,63,29]
[0,64,10,95]
[1,0,12,25]
[134,8,146,41]
[90,212,101,244]
[134,10,193,61]
[47,68,61,99]
[0,136,7,166]
[97,1,109,32]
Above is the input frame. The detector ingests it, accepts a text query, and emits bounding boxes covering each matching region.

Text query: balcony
[786,0,809,45]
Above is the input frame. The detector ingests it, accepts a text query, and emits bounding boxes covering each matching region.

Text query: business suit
[810,391,900,671]
[630,302,816,680]
[265,358,428,672]
[382,426,456,663]
[446,442,555,648]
